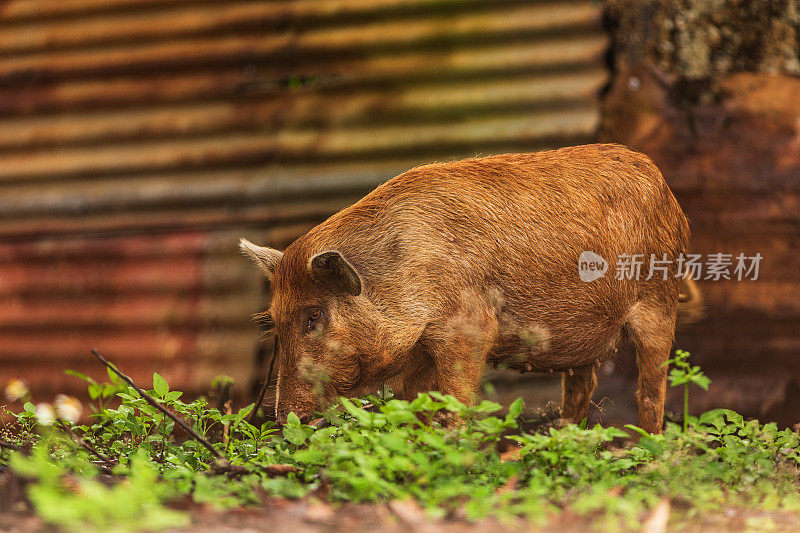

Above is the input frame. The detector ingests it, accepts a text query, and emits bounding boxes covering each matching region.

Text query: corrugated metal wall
[0,0,608,399]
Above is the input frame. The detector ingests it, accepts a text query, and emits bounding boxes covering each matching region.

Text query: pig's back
[361,143,688,274]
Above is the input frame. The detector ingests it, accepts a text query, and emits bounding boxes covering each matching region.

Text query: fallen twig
[247,336,279,425]
[90,348,224,461]
[222,400,232,447]
[310,418,331,429]
[209,461,302,478]
[210,462,250,477]
[0,439,23,452]
[57,421,115,475]
[89,348,301,478]
[264,464,302,476]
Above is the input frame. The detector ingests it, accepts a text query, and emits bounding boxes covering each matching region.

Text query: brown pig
[240,143,700,433]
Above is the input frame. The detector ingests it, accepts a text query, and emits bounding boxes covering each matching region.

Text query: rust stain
[0,0,609,406]
[0,231,206,400]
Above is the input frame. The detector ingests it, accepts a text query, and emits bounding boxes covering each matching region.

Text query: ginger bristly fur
[241,144,695,434]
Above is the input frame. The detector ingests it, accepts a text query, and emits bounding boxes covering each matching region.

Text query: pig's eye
[306,309,324,331]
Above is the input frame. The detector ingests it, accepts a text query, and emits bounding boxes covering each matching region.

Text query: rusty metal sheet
[0,70,607,149]
[0,109,599,182]
[0,230,266,398]
[0,1,600,55]
[0,36,606,117]
[0,6,602,84]
[0,0,609,399]
[0,2,293,54]
[0,0,199,23]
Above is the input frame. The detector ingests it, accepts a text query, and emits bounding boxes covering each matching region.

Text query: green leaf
[340,398,374,426]
[668,374,691,386]
[385,409,417,426]
[624,424,651,438]
[506,397,524,422]
[285,412,301,428]
[88,383,103,400]
[234,404,254,426]
[472,400,503,414]
[106,367,121,385]
[283,426,312,445]
[64,369,95,384]
[293,447,326,465]
[636,436,664,456]
[309,426,337,444]
[152,373,169,397]
[692,374,711,390]
[699,409,727,430]
[603,427,630,440]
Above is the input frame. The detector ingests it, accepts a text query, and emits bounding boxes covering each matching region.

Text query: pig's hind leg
[626,301,677,434]
[561,365,597,425]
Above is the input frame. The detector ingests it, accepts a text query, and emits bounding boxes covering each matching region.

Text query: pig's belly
[486,315,623,373]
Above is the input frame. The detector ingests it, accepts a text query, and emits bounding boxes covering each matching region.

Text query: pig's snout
[275,392,318,425]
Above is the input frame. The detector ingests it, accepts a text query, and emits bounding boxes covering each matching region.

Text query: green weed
[1,350,799,531]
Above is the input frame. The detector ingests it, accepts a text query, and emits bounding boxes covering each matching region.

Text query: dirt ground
[3,471,800,533]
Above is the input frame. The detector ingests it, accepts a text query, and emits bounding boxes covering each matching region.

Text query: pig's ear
[239,238,283,274]
[310,251,362,296]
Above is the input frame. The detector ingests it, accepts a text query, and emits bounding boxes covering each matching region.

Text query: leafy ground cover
[2,351,800,532]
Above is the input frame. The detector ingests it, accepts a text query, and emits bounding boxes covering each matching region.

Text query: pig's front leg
[398,347,438,400]
[421,320,498,407]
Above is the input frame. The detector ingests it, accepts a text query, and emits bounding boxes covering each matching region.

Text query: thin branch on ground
[310,418,331,429]
[90,348,224,461]
[222,400,232,449]
[264,464,302,476]
[57,421,116,474]
[90,348,299,477]
[0,439,23,452]
[209,461,302,478]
